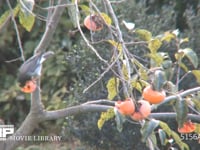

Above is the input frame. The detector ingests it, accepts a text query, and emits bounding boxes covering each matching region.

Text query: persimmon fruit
[142,85,166,104]
[84,15,103,31]
[131,100,151,121]
[115,98,135,115]
[178,120,196,134]
[21,80,37,93]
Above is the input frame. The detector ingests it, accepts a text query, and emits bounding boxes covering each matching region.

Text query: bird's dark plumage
[18,51,54,87]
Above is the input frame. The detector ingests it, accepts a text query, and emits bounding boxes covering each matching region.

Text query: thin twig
[6,0,25,61]
[46,0,54,27]
[39,3,75,10]
[110,0,126,4]
[19,0,47,22]
[34,0,66,54]
[74,0,107,63]
[178,71,191,84]
[5,57,22,63]
[104,0,132,97]
[83,52,121,93]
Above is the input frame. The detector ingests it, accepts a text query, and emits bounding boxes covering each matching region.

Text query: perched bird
[18,51,54,93]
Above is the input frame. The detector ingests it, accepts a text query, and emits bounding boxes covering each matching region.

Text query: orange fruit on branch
[115,98,135,115]
[142,85,166,104]
[178,120,196,134]
[21,80,37,93]
[131,100,151,121]
[84,14,103,31]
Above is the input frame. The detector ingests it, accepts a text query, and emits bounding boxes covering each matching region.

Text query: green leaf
[135,29,152,41]
[179,48,198,68]
[192,70,200,84]
[162,59,172,69]
[148,38,162,53]
[192,98,200,111]
[148,52,167,67]
[159,121,172,136]
[131,78,142,92]
[179,62,188,72]
[161,31,176,42]
[97,108,115,130]
[146,132,157,149]
[141,119,160,142]
[131,76,149,92]
[0,4,20,29]
[158,129,167,146]
[122,61,129,80]
[18,1,35,32]
[194,123,200,134]
[107,40,123,53]
[171,131,189,150]
[175,98,188,128]
[106,77,119,100]
[138,67,148,81]
[180,37,189,44]
[152,70,166,91]
[100,12,112,26]
[132,58,146,69]
[79,4,91,15]
[159,121,189,150]
[114,108,126,132]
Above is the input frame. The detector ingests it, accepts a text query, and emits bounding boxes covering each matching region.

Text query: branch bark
[2,86,200,149]
[151,86,200,110]
[34,0,67,54]
[2,103,112,150]
[1,0,67,149]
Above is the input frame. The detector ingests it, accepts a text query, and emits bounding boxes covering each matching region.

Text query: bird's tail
[39,51,54,63]
[42,51,54,59]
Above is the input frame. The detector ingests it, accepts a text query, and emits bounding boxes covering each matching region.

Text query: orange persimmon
[115,98,135,115]
[142,85,166,104]
[84,15,103,31]
[131,100,151,121]
[21,80,37,93]
[178,120,196,134]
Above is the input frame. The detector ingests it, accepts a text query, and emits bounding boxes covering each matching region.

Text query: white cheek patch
[34,65,42,76]
[40,56,46,64]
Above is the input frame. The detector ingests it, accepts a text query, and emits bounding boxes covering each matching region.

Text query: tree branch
[150,112,200,123]
[2,86,200,149]
[151,86,200,110]
[34,0,67,54]
[43,104,113,120]
[6,0,25,61]
[74,0,107,63]
[1,1,68,149]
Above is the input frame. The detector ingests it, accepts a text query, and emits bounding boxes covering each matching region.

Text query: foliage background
[0,0,200,149]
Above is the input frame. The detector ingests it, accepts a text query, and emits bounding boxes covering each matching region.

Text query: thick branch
[3,112,42,150]
[1,1,68,150]
[150,112,200,123]
[30,84,44,113]
[3,91,200,150]
[43,104,113,120]
[2,103,112,150]
[152,86,200,110]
